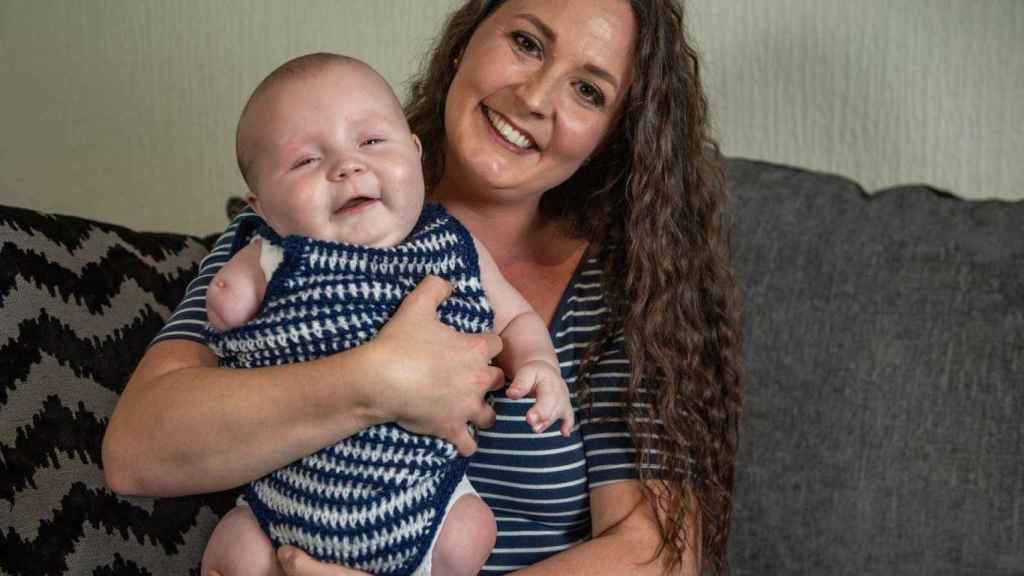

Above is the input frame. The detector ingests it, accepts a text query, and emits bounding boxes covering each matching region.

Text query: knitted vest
[207,203,493,575]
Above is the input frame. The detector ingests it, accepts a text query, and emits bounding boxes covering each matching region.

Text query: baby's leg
[430,491,496,576]
[202,504,284,576]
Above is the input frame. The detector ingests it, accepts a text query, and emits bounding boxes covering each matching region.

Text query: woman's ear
[412,134,422,158]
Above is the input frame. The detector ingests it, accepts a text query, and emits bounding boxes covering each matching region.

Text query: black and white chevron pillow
[0,204,238,575]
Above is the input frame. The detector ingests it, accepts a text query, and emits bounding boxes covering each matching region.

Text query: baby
[200,53,573,576]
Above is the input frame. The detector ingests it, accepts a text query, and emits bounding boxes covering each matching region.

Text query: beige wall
[1,1,1021,235]
[689,0,1024,201]
[0,0,461,235]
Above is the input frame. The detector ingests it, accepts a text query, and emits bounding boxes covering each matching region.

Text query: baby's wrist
[521,357,560,373]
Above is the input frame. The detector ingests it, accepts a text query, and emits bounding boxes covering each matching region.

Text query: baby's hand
[506,360,574,437]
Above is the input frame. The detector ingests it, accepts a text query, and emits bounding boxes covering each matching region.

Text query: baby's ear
[411,134,422,158]
[247,194,264,217]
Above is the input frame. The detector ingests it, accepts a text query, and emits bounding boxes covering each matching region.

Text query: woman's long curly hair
[404,1,742,573]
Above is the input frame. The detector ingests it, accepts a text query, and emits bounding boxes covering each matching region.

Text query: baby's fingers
[506,371,536,400]
[559,406,576,437]
[525,410,549,433]
[526,394,558,434]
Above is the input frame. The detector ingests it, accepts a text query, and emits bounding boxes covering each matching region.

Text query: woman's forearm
[103,340,382,497]
[511,481,700,576]
[103,276,505,498]
[510,530,696,576]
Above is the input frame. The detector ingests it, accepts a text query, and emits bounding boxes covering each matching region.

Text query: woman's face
[441,0,637,203]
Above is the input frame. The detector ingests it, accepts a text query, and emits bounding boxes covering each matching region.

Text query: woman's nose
[515,70,555,119]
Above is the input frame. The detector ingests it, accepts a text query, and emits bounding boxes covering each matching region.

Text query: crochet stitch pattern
[207,203,494,575]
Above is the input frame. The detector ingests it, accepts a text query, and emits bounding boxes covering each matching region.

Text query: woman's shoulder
[223,206,267,252]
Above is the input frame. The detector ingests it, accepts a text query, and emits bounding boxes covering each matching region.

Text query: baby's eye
[510,31,542,58]
[291,157,319,169]
[361,137,386,147]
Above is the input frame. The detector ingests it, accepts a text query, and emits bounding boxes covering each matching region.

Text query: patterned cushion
[0,204,237,575]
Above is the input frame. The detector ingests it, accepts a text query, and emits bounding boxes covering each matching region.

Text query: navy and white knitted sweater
[207,203,494,575]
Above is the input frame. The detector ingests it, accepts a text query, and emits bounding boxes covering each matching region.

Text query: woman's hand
[365,275,506,455]
[276,547,371,576]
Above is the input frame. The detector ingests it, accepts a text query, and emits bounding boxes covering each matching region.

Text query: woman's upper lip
[483,105,539,150]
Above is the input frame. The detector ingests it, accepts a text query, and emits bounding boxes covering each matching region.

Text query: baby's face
[242,63,424,247]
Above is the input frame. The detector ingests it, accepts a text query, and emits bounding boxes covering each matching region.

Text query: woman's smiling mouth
[483,106,535,151]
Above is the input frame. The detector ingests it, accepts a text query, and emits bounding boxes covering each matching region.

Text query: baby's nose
[330,158,365,180]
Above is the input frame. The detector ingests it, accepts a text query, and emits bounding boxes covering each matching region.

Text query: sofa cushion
[725,159,1024,575]
[0,204,236,575]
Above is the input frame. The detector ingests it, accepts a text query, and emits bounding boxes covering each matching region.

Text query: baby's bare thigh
[432,494,496,576]
[202,504,284,576]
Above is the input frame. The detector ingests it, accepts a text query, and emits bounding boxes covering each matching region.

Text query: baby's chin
[320,226,411,248]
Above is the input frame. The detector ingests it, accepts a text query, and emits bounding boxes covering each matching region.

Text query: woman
[102,1,742,574]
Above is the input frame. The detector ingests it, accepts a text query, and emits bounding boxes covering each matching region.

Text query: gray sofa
[2,159,1021,575]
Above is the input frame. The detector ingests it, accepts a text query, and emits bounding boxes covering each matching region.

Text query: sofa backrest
[725,159,1024,575]
[3,157,1022,574]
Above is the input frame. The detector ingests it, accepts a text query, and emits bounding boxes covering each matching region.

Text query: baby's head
[236,53,424,247]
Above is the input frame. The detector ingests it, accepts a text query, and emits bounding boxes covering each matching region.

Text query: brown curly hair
[404,1,742,573]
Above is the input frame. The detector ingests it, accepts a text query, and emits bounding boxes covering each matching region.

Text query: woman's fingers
[470,368,504,428]
[450,426,479,456]
[368,276,506,445]
[477,330,505,365]
[277,546,371,575]
[398,275,503,363]
[401,274,453,313]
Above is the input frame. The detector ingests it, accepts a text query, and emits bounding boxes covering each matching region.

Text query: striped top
[153,209,658,574]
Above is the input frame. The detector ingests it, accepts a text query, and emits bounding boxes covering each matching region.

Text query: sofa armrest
[1,204,237,574]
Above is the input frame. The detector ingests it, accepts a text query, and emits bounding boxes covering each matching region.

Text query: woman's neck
[431,174,588,322]
[431,182,548,262]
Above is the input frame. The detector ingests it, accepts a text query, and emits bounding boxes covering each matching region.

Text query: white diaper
[411,475,479,576]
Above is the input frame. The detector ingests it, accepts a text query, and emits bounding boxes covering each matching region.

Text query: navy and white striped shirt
[153,210,657,574]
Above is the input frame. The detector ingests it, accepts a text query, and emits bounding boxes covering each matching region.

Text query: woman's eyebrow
[515,13,620,90]
[583,63,619,90]
[516,13,556,42]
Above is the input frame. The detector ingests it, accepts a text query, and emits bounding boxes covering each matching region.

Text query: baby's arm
[206,239,268,332]
[473,238,574,436]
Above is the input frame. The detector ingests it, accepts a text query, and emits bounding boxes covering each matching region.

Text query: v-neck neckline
[544,243,596,339]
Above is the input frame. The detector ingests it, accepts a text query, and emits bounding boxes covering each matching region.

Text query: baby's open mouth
[335,197,377,213]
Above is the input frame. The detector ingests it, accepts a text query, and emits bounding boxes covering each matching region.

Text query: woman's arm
[512,480,700,576]
[272,480,700,576]
[102,276,506,497]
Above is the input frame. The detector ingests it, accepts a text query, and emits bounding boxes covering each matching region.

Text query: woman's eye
[575,81,606,108]
[511,31,542,57]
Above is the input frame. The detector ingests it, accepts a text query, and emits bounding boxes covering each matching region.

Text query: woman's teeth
[486,108,532,149]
